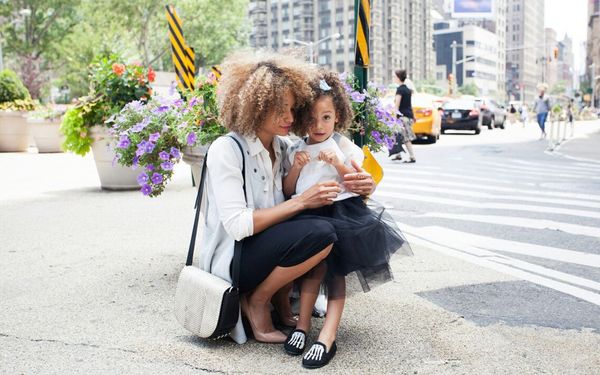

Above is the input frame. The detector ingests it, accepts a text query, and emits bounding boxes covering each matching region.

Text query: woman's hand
[343,160,376,196]
[296,181,342,209]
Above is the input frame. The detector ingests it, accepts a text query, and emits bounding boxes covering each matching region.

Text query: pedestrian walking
[509,104,517,125]
[533,86,551,139]
[520,104,529,127]
[283,70,411,369]
[388,69,416,163]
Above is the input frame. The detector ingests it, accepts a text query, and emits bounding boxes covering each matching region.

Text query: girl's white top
[285,133,364,201]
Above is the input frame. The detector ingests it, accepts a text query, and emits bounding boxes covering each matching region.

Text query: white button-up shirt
[198,133,289,344]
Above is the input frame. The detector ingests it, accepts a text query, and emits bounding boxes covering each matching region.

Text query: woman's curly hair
[292,69,354,136]
[217,50,317,136]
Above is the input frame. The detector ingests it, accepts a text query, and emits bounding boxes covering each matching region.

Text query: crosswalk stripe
[377,184,600,209]
[503,158,600,173]
[399,225,600,268]
[379,173,600,202]
[376,190,600,219]
[383,168,538,185]
[418,212,600,238]
[404,230,600,307]
[474,160,600,180]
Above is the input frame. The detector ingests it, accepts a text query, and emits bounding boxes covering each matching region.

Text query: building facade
[587,0,600,107]
[434,23,499,97]
[506,0,545,103]
[247,0,434,85]
[557,34,575,94]
[544,28,558,89]
[431,0,507,100]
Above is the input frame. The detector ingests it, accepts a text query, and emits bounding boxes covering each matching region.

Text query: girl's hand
[318,149,341,167]
[343,160,376,196]
[292,151,310,170]
[296,181,341,209]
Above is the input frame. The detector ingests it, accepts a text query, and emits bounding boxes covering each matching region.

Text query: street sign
[166,5,195,91]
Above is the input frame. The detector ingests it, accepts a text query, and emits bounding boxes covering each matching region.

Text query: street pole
[451,40,457,93]
[591,63,596,108]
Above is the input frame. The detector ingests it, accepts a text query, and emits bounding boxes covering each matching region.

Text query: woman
[198,51,375,345]
[388,69,416,163]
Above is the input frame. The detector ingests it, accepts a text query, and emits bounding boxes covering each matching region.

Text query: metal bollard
[547,119,555,150]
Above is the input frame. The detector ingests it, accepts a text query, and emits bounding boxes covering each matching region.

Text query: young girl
[283,71,411,369]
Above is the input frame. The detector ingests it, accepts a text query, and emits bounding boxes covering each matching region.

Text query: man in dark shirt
[389,69,416,162]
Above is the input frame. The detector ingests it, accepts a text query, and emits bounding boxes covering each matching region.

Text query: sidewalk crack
[0,332,137,353]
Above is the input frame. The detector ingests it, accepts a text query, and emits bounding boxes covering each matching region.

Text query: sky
[544,0,588,73]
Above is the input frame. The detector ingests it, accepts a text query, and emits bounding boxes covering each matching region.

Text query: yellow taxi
[412,93,442,143]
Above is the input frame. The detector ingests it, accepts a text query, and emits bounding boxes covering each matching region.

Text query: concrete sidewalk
[553,120,600,162]
[1,150,599,374]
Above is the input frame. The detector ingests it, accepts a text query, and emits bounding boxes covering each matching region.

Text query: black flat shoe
[284,329,306,356]
[404,158,416,163]
[302,341,337,369]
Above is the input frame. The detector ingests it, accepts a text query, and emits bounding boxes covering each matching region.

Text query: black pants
[238,217,337,293]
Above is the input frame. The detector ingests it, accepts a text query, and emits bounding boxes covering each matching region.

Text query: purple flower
[137,172,149,185]
[141,184,152,196]
[186,132,197,146]
[159,151,170,160]
[149,132,160,142]
[170,147,181,158]
[126,100,144,111]
[168,81,177,96]
[350,91,366,103]
[339,72,348,81]
[151,172,163,184]
[152,105,169,114]
[161,161,174,170]
[188,96,199,108]
[371,130,382,144]
[173,99,184,107]
[117,135,130,148]
[144,142,155,153]
[384,135,395,150]
[146,164,155,172]
[132,117,151,133]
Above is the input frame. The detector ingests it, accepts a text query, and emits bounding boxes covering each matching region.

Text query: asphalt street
[1,119,599,374]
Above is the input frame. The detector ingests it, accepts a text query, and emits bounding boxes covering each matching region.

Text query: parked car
[441,98,482,134]
[412,93,441,143]
[475,98,506,129]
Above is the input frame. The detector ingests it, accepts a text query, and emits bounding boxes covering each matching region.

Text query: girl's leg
[296,261,328,333]
[244,244,333,343]
[272,282,296,326]
[316,275,346,348]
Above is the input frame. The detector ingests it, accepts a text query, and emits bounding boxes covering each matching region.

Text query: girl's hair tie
[319,79,332,91]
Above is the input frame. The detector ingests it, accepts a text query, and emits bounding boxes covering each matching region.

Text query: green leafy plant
[27,106,67,122]
[60,56,154,155]
[0,69,38,112]
[59,99,98,156]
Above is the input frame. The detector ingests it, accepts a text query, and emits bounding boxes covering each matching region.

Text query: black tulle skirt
[294,196,412,293]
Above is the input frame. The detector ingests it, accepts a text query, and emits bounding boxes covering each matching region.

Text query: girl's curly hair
[217,50,317,136]
[292,69,354,136]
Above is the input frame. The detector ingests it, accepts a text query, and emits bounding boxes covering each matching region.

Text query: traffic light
[553,47,559,59]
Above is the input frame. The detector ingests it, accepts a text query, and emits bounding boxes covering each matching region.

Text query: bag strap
[186,135,247,289]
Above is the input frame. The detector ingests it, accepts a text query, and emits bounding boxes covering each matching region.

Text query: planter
[28,118,65,153]
[90,125,140,190]
[183,144,209,187]
[0,111,29,152]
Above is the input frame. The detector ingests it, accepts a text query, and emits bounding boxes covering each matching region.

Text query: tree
[550,81,566,95]
[458,82,480,96]
[0,0,80,99]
